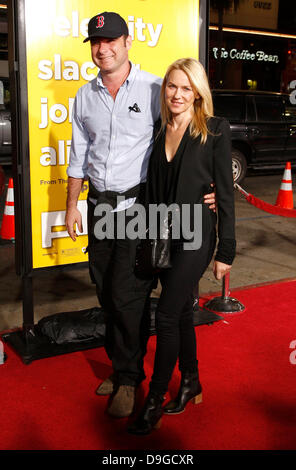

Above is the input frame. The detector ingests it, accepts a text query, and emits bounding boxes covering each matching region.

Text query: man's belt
[88,180,146,209]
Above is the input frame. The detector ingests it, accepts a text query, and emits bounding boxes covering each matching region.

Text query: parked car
[0,78,11,166]
[212,89,296,183]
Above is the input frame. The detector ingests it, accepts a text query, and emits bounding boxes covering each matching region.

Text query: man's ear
[126,35,133,51]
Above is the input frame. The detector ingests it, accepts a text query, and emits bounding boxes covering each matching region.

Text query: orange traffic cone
[275,162,294,209]
[0,178,15,240]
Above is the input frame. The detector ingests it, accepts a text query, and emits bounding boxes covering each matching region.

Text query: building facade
[209,0,296,92]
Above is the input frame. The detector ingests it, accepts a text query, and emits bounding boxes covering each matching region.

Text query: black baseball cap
[83,12,129,43]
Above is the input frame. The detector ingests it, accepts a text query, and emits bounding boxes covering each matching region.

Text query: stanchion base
[204,296,245,314]
[193,305,223,325]
[2,328,104,365]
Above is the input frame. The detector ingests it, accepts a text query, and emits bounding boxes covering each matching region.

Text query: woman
[128,58,236,435]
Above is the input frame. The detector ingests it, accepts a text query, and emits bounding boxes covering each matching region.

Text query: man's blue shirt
[67,63,162,202]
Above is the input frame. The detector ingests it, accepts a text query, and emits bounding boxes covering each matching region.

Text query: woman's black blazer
[146,116,236,264]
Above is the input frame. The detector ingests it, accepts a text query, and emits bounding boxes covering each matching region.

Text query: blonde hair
[160,58,214,143]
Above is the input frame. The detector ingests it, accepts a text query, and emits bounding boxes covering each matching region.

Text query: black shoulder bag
[134,212,172,279]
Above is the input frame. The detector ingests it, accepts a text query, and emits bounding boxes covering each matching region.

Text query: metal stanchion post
[204,272,245,313]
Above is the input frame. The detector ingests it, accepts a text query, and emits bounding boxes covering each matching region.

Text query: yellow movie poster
[24,0,201,268]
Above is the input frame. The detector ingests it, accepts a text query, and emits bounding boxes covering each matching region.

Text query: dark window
[254,97,285,122]
[213,95,245,122]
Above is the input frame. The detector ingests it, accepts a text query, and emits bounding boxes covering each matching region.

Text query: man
[66,11,215,419]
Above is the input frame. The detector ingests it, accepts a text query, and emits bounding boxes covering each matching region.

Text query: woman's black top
[158,127,185,206]
[146,117,236,265]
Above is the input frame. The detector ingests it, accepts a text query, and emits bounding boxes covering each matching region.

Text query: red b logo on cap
[96,15,104,28]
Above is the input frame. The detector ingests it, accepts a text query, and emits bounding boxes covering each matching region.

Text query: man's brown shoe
[96,374,117,396]
[107,385,136,418]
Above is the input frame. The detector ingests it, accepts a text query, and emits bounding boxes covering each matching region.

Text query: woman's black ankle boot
[163,371,202,415]
[128,392,164,435]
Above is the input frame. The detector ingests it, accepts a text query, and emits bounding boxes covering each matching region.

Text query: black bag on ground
[38,307,106,345]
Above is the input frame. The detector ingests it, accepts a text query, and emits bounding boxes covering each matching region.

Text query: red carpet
[0,279,296,450]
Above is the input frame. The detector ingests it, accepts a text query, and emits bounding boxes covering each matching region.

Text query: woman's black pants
[149,231,216,396]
